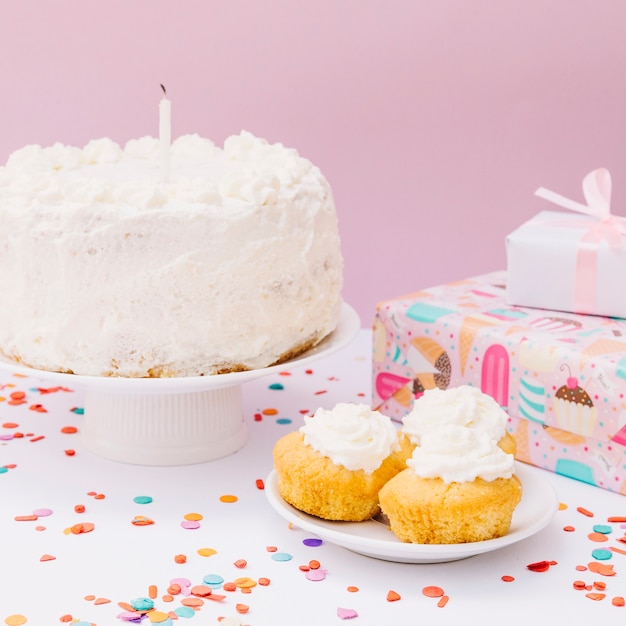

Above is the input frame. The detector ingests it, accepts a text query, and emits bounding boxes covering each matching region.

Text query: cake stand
[0,304,361,466]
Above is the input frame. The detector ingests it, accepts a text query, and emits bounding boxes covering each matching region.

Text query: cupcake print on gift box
[552,364,597,437]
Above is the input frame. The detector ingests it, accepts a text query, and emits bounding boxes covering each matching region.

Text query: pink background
[1,1,625,327]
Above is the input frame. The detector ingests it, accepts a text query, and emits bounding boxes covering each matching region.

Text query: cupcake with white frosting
[379,424,522,544]
[273,403,403,521]
[398,385,516,462]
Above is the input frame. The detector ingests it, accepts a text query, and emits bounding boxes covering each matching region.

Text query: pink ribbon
[535,168,626,314]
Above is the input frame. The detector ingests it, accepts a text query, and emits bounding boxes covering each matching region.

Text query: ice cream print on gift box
[373,272,626,494]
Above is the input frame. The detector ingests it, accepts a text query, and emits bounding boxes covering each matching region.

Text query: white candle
[159,84,171,184]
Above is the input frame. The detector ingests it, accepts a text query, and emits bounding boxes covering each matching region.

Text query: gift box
[372,270,626,494]
[506,168,626,318]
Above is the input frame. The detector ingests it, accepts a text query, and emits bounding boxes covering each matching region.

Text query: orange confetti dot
[61,426,78,434]
[573,580,587,590]
[234,559,247,569]
[347,586,359,592]
[236,604,250,614]
[612,596,625,607]
[387,590,401,602]
[588,532,608,542]
[10,391,26,400]
[74,504,85,513]
[64,449,76,456]
[422,586,445,598]
[5,615,27,626]
[167,584,181,595]
[161,595,174,603]
[219,494,238,503]
[258,578,271,586]
[94,598,111,605]
[608,516,626,523]
[84,595,96,601]
[437,595,450,608]
[266,546,278,552]
[181,597,204,608]
[59,615,73,623]
[501,575,515,582]
[40,553,56,561]
[594,581,607,590]
[223,582,237,592]
[563,526,575,532]
[586,593,606,601]
[2,422,18,428]
[174,554,187,564]
[255,479,265,490]
[262,408,278,415]
[148,585,158,599]
[183,512,203,521]
[577,506,594,517]
[191,585,212,597]
[94,493,105,500]
[308,560,320,570]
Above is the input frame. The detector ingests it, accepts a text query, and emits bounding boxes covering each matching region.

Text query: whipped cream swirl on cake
[402,385,508,444]
[300,403,399,474]
[0,131,343,377]
[407,424,515,483]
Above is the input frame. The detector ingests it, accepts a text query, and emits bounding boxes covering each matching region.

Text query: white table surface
[1,330,625,626]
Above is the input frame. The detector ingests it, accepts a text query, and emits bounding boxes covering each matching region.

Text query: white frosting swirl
[402,385,508,445]
[300,403,399,474]
[407,424,515,483]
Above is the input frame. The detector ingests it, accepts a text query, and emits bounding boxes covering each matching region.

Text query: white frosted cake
[0,131,343,377]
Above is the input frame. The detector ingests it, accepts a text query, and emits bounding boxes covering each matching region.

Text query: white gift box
[506,169,626,319]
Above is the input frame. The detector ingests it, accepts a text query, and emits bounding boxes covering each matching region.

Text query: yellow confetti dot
[220,494,238,503]
[234,577,257,589]
[184,512,203,521]
[197,547,217,557]
[559,502,568,511]
[5,615,28,626]
[148,611,170,623]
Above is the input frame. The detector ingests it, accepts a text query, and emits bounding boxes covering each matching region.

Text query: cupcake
[552,366,597,437]
[273,403,403,521]
[398,385,516,462]
[379,425,522,544]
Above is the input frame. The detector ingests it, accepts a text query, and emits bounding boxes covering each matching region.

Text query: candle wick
[160,83,167,97]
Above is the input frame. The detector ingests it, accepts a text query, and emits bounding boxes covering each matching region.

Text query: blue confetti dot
[130,597,154,610]
[592,524,612,534]
[591,549,612,561]
[271,552,293,562]
[0,467,8,474]
[276,418,292,425]
[175,606,196,618]
[133,495,153,505]
[269,383,284,390]
[71,407,84,415]
[203,573,224,588]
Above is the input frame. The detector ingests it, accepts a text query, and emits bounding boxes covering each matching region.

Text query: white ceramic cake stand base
[0,303,360,466]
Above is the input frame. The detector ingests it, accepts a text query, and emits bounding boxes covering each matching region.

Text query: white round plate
[0,303,360,393]
[265,463,558,563]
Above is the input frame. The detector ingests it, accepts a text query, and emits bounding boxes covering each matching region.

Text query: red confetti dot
[501,575,515,582]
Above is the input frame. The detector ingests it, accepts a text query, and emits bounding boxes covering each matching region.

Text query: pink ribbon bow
[535,168,626,314]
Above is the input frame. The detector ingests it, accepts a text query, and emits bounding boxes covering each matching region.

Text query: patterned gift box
[372,270,626,494]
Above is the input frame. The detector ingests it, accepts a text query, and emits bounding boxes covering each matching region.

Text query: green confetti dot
[0,467,8,474]
[271,552,293,562]
[269,383,284,390]
[133,495,153,505]
[72,407,84,415]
